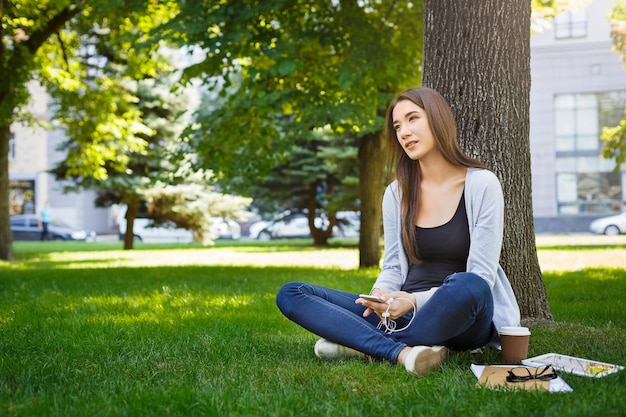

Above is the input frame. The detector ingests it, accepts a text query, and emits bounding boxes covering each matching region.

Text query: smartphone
[359,294,384,302]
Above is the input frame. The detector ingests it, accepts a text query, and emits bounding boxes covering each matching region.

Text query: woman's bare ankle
[397,347,412,365]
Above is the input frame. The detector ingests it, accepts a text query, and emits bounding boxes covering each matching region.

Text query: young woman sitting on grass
[276,87,521,376]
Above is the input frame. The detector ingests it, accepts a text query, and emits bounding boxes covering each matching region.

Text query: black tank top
[401,194,470,293]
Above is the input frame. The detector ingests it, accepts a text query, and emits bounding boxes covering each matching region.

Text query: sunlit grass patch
[542,267,626,326]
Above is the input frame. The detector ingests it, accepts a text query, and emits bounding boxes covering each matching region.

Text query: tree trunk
[123,198,140,250]
[422,0,552,321]
[358,131,387,268]
[0,125,15,260]
[308,181,333,246]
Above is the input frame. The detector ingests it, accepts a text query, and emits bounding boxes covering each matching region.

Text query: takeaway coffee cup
[499,326,531,364]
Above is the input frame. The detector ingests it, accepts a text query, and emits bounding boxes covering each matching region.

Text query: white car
[248,219,272,240]
[589,211,626,236]
[116,205,193,243]
[210,218,241,240]
[335,211,360,238]
[118,217,194,243]
[248,211,360,241]
[251,213,313,241]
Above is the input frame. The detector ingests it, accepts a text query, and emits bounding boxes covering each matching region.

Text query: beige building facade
[530,0,626,232]
[8,81,49,218]
[9,81,112,234]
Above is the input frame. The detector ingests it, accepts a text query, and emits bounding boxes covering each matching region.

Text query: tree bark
[308,181,334,246]
[422,0,552,320]
[0,125,15,260]
[358,131,387,268]
[123,198,140,250]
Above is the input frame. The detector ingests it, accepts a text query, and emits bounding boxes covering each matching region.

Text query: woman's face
[392,99,437,161]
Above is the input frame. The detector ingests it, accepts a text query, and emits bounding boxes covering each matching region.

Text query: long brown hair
[384,87,488,265]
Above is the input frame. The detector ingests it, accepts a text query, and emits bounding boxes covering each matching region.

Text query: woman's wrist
[370,288,385,297]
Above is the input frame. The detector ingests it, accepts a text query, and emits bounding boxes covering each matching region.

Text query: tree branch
[384,0,399,21]
[23,1,86,55]
[56,32,71,73]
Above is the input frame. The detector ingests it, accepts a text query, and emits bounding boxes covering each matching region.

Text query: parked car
[589,211,626,235]
[249,212,309,241]
[210,218,241,240]
[248,219,272,240]
[10,214,96,241]
[334,211,360,238]
[248,211,360,241]
[117,205,193,243]
[118,217,194,243]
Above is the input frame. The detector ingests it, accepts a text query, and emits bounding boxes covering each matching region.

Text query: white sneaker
[403,345,447,376]
[314,338,365,360]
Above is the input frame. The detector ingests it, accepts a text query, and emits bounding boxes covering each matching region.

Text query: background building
[530,0,626,233]
[8,82,48,219]
[8,81,113,235]
[8,0,626,235]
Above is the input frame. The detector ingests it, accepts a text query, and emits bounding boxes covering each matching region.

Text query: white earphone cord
[377,297,416,334]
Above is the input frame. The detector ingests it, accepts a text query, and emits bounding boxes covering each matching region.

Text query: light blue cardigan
[373,167,521,341]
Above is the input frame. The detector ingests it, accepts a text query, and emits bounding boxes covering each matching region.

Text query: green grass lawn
[0,239,625,416]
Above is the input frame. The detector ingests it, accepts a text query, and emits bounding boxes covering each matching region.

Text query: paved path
[93,234,625,271]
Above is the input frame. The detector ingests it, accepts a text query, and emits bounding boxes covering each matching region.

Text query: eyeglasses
[506,365,558,383]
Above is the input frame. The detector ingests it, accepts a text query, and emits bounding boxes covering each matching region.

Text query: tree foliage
[166,0,423,264]
[50,47,197,249]
[40,1,180,180]
[0,0,181,259]
[173,0,421,185]
[46,14,251,249]
[141,169,253,245]
[2,1,252,254]
[1,0,84,260]
[246,127,359,245]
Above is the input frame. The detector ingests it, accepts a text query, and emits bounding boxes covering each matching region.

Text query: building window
[554,8,588,39]
[555,91,626,215]
[554,94,599,152]
[557,172,623,214]
[8,133,15,160]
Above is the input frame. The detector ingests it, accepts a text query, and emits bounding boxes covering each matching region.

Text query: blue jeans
[276,272,494,363]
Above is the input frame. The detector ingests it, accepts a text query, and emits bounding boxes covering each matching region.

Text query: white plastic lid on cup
[499,326,531,336]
